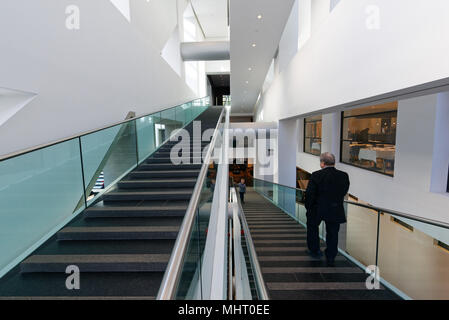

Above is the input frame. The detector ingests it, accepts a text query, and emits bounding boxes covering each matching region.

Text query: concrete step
[57,226,179,241]
[20,254,170,273]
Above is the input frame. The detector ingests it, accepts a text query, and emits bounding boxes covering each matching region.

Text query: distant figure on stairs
[238,178,247,204]
[305,152,350,267]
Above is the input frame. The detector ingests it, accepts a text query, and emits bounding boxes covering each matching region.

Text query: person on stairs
[305,152,350,267]
[238,178,247,204]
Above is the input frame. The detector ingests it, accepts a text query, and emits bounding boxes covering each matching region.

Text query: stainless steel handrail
[0,96,210,162]
[252,177,449,230]
[233,186,270,300]
[157,107,225,300]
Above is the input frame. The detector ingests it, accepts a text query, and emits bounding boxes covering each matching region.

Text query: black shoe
[326,259,335,267]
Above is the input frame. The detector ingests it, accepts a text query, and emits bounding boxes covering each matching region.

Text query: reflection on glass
[341,102,398,176]
[81,121,138,205]
[304,115,322,156]
[0,139,85,273]
[378,213,449,299]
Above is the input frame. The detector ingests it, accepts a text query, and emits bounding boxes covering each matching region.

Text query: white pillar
[430,91,449,193]
[277,118,298,188]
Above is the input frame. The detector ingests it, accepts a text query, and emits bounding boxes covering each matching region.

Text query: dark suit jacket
[305,167,350,224]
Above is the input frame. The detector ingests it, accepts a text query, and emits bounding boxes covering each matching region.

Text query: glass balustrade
[174,110,225,300]
[0,97,210,277]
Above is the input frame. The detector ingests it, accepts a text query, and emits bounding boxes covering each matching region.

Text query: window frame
[339,108,398,177]
[303,116,322,156]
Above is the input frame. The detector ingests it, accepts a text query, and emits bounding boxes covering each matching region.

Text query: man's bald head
[320,152,336,167]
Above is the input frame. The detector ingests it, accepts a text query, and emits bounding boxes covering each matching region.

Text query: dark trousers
[239,192,245,203]
[307,217,340,261]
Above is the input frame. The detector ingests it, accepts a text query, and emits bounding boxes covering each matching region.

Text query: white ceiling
[229,0,295,114]
[191,0,229,39]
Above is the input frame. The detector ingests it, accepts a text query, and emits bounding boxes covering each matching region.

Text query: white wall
[277,118,297,187]
[277,0,299,75]
[255,0,449,122]
[311,0,331,33]
[0,0,197,156]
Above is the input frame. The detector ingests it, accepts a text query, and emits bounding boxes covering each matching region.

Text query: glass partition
[378,213,449,299]
[136,113,159,163]
[174,122,223,299]
[81,121,138,205]
[0,139,85,274]
[0,97,210,278]
[338,203,379,268]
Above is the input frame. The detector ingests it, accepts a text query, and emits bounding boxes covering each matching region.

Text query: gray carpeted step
[57,226,179,241]
[267,282,380,291]
[128,170,200,179]
[138,163,202,171]
[117,178,197,189]
[84,205,187,218]
[20,254,170,273]
[154,152,203,158]
[146,157,203,164]
[103,189,193,202]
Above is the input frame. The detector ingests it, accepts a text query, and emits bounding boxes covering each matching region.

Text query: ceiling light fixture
[248,67,252,71]
[257,14,263,20]
[252,43,256,47]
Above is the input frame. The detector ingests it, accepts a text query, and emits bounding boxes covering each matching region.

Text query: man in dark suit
[305,152,350,266]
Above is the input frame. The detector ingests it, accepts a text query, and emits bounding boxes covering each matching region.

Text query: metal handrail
[157,107,225,300]
[252,177,449,230]
[232,186,270,300]
[0,96,210,162]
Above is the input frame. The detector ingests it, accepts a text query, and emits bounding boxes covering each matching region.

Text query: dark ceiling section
[208,74,230,106]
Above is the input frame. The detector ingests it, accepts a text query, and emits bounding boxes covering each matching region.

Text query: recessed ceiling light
[245,81,249,84]
[252,43,256,47]
[257,14,263,20]
[248,67,252,71]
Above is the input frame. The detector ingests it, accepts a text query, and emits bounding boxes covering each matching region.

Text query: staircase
[242,189,400,300]
[0,107,222,299]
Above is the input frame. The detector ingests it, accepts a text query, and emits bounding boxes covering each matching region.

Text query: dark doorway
[208,74,230,106]
[229,160,254,187]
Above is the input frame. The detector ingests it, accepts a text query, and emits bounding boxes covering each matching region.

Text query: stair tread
[23,254,171,264]
[86,206,187,212]
[134,170,199,174]
[106,190,192,195]
[59,226,179,233]
[120,179,196,183]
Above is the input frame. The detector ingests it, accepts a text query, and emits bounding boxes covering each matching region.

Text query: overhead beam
[181,41,230,61]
